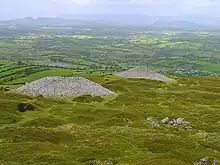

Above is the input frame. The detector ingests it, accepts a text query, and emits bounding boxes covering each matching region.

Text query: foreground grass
[0,72,220,165]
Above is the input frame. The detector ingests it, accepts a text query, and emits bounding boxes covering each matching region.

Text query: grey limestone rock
[194,158,220,165]
[123,118,132,125]
[168,117,190,126]
[176,117,184,125]
[147,117,153,121]
[161,117,169,124]
[151,121,159,128]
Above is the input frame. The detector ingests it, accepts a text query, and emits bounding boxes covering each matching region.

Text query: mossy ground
[0,72,220,165]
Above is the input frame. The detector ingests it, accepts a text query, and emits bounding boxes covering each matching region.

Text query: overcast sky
[1,0,220,19]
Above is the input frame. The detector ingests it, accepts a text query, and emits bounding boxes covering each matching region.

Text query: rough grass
[0,73,220,165]
[73,95,104,103]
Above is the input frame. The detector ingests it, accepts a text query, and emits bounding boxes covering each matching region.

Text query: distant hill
[1,15,220,29]
[152,20,202,29]
[153,20,196,27]
[0,17,115,29]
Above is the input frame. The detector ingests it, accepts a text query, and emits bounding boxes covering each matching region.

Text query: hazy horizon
[1,0,220,20]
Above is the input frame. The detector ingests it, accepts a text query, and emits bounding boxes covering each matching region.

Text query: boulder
[213,160,220,165]
[194,158,219,165]
[182,120,191,125]
[169,120,174,125]
[123,118,132,125]
[176,118,184,125]
[104,161,113,165]
[200,158,210,165]
[173,119,177,125]
[185,126,193,130]
[161,117,169,124]
[168,117,190,126]
[151,121,159,128]
[147,117,153,121]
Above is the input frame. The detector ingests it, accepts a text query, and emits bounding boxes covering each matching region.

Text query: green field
[1,23,220,75]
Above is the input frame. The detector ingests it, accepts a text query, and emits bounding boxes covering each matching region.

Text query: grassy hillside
[1,21,220,165]
[1,71,220,165]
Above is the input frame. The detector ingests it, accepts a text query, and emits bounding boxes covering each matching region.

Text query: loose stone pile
[161,117,191,126]
[16,76,114,97]
[194,158,220,165]
[90,160,113,165]
[116,67,173,82]
[147,116,191,129]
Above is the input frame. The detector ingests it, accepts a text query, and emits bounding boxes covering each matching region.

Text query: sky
[1,0,220,20]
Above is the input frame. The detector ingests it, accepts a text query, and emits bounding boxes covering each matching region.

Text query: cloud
[53,0,92,5]
[52,0,216,6]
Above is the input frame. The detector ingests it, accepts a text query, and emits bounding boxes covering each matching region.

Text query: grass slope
[0,73,220,165]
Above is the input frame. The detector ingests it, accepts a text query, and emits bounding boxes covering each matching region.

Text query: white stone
[161,117,169,124]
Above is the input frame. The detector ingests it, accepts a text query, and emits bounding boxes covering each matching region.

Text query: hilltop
[1,72,220,165]
[0,20,220,165]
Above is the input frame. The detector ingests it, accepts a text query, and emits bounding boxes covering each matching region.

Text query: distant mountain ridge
[0,17,113,28]
[1,15,220,29]
[64,14,220,27]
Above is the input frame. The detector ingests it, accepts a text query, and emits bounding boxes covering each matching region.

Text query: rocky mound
[16,77,114,97]
[116,68,173,82]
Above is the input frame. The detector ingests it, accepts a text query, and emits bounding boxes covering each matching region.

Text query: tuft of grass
[73,95,104,103]
[21,117,68,128]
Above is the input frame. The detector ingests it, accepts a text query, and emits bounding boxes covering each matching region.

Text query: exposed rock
[104,160,113,165]
[168,118,190,126]
[90,160,97,165]
[17,103,35,112]
[176,117,184,125]
[147,117,153,121]
[213,160,220,165]
[185,126,193,130]
[200,158,209,164]
[194,158,220,165]
[16,76,114,97]
[151,121,159,128]
[147,116,191,128]
[87,159,114,165]
[123,118,132,125]
[161,117,169,124]
[173,119,177,125]
[169,120,174,125]
[89,160,101,165]
[182,120,191,125]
